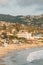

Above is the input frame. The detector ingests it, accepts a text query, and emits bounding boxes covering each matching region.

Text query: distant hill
[0,14,43,28]
[0,14,26,24]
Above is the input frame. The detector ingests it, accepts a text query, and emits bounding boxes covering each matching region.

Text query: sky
[0,0,43,16]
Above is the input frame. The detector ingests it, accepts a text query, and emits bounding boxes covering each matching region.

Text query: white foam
[27,50,43,62]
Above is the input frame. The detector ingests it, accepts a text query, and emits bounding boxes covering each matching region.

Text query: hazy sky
[0,0,43,16]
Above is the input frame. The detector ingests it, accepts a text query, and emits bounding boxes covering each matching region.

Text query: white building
[17,30,34,40]
[12,39,18,44]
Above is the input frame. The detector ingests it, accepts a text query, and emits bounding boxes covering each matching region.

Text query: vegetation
[0,14,43,45]
[0,14,43,28]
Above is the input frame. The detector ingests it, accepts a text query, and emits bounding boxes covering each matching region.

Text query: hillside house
[17,30,34,40]
[7,32,13,36]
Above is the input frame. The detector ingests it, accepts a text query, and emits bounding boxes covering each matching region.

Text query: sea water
[0,47,43,65]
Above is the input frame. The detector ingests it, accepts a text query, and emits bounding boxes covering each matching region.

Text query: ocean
[0,47,43,65]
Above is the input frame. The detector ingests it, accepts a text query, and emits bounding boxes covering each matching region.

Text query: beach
[0,42,43,57]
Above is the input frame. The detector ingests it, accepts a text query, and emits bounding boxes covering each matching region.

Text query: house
[1,39,8,47]
[17,30,34,40]
[7,32,13,36]
[12,28,16,33]
[12,39,19,44]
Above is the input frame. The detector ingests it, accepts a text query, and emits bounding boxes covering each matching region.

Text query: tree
[1,32,7,39]
[2,24,6,30]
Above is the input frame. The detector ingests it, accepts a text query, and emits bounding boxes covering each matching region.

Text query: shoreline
[0,43,43,57]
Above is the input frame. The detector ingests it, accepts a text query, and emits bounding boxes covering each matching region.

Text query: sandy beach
[0,42,43,57]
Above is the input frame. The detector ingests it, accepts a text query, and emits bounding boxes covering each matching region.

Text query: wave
[27,50,43,62]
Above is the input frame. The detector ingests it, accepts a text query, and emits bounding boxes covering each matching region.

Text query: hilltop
[0,14,43,28]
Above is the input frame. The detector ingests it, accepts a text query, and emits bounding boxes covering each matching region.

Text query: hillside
[0,14,43,48]
[0,14,43,28]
